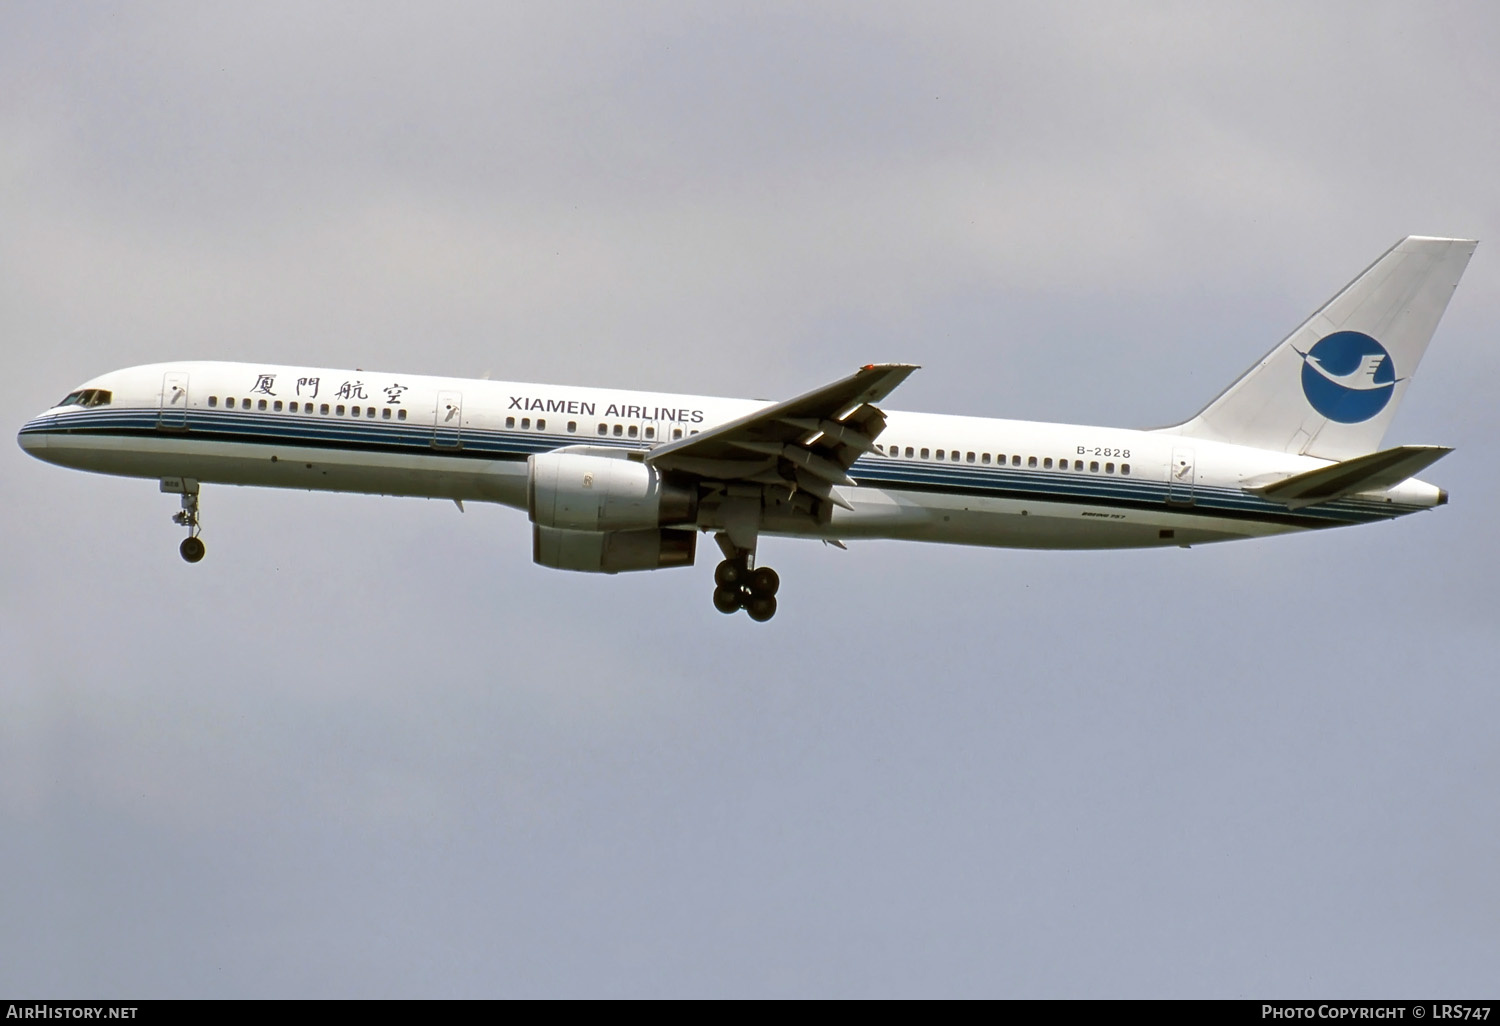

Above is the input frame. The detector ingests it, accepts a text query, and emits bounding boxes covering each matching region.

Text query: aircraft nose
[17,418,50,455]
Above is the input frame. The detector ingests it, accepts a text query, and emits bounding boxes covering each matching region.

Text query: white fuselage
[17,361,1444,552]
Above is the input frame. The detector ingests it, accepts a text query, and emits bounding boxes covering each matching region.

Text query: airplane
[17,235,1475,622]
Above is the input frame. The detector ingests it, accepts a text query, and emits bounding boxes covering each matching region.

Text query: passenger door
[159,372,190,430]
[1167,447,1196,505]
[433,391,463,449]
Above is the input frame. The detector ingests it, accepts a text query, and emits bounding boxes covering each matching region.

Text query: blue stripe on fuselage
[20,407,1413,529]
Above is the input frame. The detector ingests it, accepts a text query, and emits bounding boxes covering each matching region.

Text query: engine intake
[528,452,697,531]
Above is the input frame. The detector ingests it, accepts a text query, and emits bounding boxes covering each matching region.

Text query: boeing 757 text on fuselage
[18,237,1474,621]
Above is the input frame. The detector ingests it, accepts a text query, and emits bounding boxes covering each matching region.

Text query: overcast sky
[3,1,1498,998]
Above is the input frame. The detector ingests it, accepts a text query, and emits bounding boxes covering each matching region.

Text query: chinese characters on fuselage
[253,374,408,405]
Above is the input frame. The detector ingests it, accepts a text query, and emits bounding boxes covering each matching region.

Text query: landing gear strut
[711,548,780,622]
[164,478,205,563]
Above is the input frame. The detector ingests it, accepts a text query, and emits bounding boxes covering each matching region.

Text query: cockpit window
[57,389,113,408]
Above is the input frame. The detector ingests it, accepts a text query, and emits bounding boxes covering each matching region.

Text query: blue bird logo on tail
[1296,331,1398,423]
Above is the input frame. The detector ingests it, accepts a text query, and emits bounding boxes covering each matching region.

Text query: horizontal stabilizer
[1249,445,1451,509]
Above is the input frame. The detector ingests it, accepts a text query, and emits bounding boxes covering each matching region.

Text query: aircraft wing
[645,363,917,508]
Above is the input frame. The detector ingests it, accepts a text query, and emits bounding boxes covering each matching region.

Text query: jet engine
[527,452,698,573]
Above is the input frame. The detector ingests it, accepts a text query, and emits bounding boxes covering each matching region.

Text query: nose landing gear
[162,477,205,563]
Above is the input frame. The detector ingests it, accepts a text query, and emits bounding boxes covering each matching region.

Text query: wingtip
[1402,235,1479,247]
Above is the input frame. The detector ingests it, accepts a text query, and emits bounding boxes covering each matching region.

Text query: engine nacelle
[527,452,697,531]
[532,525,696,574]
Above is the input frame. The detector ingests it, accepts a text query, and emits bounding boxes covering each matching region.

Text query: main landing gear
[163,478,205,563]
[712,553,780,622]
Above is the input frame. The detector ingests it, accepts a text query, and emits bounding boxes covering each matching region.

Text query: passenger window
[381,408,391,420]
[352,406,361,417]
[521,417,530,429]
[226,397,235,408]
[1090,461,1099,472]
[598,423,608,435]
[398,409,407,421]
[674,428,684,440]
[506,417,515,428]
[1012,456,1021,466]
[950,451,959,462]
[321,404,330,415]
[1105,462,1115,473]
[242,399,251,410]
[208,396,218,408]
[256,399,266,411]
[1028,456,1037,468]
[537,419,545,430]
[645,427,655,439]
[273,400,283,412]
[336,405,346,416]
[1043,458,1053,469]
[936,449,945,460]
[627,425,638,438]
[920,448,930,459]
[613,424,623,436]
[905,447,914,457]
[1121,463,1130,475]
[981,453,990,464]
[367,407,376,418]
[567,421,577,433]
[1075,460,1084,471]
[967,452,975,463]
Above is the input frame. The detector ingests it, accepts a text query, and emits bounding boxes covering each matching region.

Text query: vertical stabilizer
[1168,236,1476,459]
